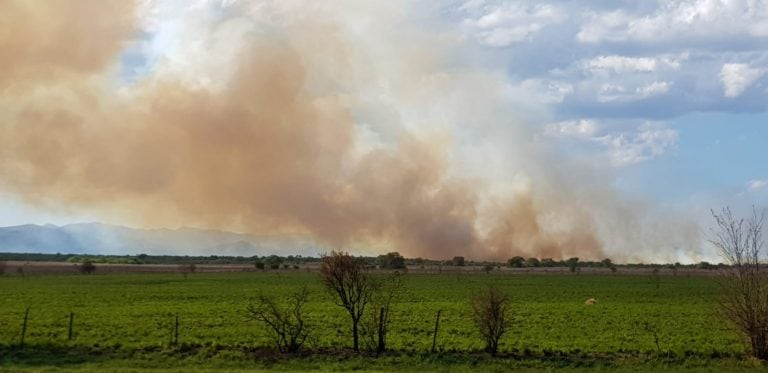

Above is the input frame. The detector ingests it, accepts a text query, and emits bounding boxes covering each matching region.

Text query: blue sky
[453,0,768,207]
[0,0,766,261]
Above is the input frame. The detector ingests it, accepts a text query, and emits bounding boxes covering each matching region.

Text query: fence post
[68,312,75,341]
[431,309,441,353]
[20,306,30,349]
[173,314,179,346]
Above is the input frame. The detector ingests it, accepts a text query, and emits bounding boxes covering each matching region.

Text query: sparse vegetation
[471,286,512,355]
[362,273,404,353]
[711,207,768,359]
[246,287,311,353]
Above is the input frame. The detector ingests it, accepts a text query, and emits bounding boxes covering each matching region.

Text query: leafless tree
[246,286,311,353]
[710,207,768,359]
[178,263,196,279]
[471,286,512,355]
[362,272,404,354]
[320,251,373,352]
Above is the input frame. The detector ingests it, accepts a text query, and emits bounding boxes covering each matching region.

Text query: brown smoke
[0,1,611,260]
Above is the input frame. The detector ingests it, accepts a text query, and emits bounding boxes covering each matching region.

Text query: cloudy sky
[0,0,766,261]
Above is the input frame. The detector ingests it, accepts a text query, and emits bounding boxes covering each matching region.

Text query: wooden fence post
[68,312,75,341]
[431,309,441,353]
[20,306,30,349]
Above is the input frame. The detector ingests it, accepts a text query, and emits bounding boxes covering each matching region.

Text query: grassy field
[0,271,762,371]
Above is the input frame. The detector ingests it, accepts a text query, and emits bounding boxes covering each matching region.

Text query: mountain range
[0,223,318,256]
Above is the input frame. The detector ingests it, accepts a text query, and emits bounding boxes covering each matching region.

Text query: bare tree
[710,207,768,359]
[320,251,373,352]
[246,287,311,353]
[362,272,404,354]
[471,286,512,355]
[178,263,196,279]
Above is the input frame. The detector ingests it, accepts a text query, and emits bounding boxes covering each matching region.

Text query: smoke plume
[0,1,698,261]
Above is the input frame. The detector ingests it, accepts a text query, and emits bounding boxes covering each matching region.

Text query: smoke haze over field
[0,0,704,261]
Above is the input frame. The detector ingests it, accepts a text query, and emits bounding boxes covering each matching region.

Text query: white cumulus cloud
[720,63,765,98]
[462,2,565,46]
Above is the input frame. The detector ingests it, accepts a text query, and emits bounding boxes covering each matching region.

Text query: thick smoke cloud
[0,1,698,261]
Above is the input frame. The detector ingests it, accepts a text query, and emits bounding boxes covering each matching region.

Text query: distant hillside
[0,223,318,256]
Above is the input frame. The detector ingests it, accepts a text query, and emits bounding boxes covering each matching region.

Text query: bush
[254,261,265,270]
[79,261,96,275]
[452,256,465,266]
[471,286,511,355]
[246,287,311,353]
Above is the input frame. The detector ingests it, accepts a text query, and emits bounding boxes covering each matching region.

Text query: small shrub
[471,286,511,355]
[246,287,311,353]
[79,261,96,275]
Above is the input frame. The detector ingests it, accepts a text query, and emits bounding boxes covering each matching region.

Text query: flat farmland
[0,271,760,372]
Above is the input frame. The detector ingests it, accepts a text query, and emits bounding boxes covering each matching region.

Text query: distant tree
[266,255,283,270]
[0,261,5,275]
[320,251,374,352]
[696,261,712,270]
[79,261,96,275]
[566,257,579,272]
[378,252,406,270]
[710,207,768,359]
[483,264,495,273]
[452,256,466,267]
[471,286,511,355]
[540,258,557,267]
[601,258,613,268]
[507,256,525,268]
[525,257,540,268]
[246,287,311,353]
[178,263,196,279]
[254,260,265,270]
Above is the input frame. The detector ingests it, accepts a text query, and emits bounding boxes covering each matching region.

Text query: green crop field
[0,271,763,372]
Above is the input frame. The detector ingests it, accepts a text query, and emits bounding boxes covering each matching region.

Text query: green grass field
[0,271,763,371]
